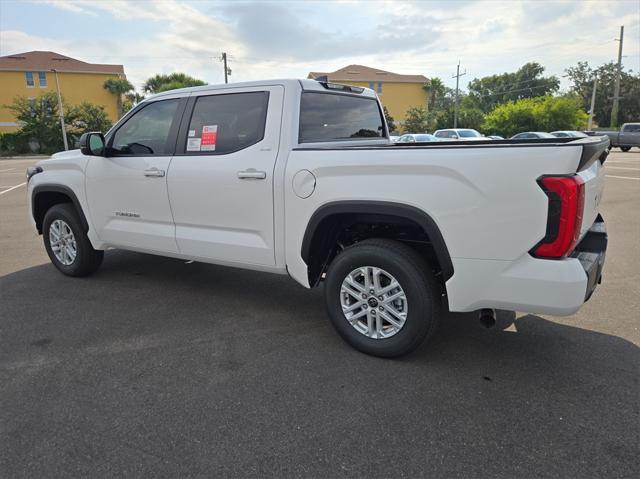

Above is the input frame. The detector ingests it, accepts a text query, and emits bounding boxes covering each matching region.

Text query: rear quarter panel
[284,144,582,287]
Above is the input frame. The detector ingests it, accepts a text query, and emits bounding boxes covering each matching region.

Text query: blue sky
[0,0,638,92]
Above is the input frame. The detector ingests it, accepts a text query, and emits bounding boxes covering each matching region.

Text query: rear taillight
[531,175,585,259]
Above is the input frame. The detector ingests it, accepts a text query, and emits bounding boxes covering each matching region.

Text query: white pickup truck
[27,79,609,357]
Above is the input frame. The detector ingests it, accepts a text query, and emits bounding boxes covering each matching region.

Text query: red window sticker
[201,125,218,151]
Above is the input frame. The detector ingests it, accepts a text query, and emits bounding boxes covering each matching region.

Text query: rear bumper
[570,214,607,302]
[445,217,607,315]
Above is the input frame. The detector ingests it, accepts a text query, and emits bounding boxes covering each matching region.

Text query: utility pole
[452,61,466,128]
[220,52,231,84]
[610,25,624,128]
[588,76,597,131]
[51,69,68,151]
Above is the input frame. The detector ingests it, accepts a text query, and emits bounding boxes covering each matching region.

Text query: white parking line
[606,166,640,171]
[0,168,16,173]
[0,182,26,195]
[606,175,640,181]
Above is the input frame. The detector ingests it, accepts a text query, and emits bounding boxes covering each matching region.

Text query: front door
[167,86,283,266]
[85,97,184,253]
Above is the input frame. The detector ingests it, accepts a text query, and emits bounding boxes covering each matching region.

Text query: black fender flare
[301,200,454,283]
[32,184,90,234]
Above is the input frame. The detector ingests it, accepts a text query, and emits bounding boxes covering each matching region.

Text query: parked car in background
[551,131,589,138]
[396,133,438,143]
[599,123,640,152]
[487,135,504,140]
[433,128,488,140]
[511,132,556,139]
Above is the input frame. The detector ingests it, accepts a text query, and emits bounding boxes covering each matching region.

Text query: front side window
[38,71,47,87]
[110,99,180,155]
[623,124,640,133]
[299,92,385,142]
[184,91,269,155]
[25,71,34,87]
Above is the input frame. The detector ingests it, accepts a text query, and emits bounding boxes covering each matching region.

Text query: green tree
[467,62,560,113]
[103,77,135,119]
[123,91,145,114]
[423,77,446,111]
[403,106,429,133]
[5,91,67,153]
[383,106,397,133]
[429,94,485,131]
[142,73,206,94]
[565,61,640,128]
[68,102,113,134]
[482,96,588,138]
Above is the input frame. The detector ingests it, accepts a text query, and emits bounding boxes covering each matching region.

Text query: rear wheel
[620,146,631,152]
[323,238,441,357]
[43,204,103,277]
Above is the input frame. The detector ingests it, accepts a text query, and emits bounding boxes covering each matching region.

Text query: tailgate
[576,136,609,237]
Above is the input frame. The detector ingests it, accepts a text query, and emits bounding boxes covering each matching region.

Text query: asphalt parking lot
[1,152,638,477]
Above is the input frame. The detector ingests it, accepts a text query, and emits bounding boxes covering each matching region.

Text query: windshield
[458,130,482,138]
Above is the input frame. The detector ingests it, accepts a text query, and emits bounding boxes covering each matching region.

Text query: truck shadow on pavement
[1,250,638,478]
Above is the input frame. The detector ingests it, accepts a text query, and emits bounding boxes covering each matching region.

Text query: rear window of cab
[299,92,385,143]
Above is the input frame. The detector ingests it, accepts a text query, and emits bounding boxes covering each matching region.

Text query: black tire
[323,238,441,358]
[620,146,631,152]
[43,203,103,277]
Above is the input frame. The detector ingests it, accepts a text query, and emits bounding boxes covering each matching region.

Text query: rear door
[85,96,186,252]
[167,86,283,266]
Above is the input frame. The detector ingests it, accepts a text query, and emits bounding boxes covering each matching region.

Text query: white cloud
[4,0,639,91]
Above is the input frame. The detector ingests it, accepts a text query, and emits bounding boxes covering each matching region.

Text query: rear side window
[184,91,269,155]
[299,92,384,143]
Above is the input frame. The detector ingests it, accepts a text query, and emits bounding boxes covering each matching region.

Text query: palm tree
[103,78,135,119]
[423,77,446,111]
[142,73,206,94]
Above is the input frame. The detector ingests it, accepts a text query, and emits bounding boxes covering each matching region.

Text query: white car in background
[511,132,557,139]
[396,133,439,143]
[551,131,589,138]
[433,128,489,140]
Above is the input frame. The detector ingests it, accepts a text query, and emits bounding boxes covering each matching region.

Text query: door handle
[144,168,165,177]
[237,169,266,180]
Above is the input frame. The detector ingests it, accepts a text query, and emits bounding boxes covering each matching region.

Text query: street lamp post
[51,69,69,150]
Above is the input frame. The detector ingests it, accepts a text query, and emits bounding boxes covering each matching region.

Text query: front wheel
[43,203,103,277]
[323,239,441,357]
[620,146,631,152]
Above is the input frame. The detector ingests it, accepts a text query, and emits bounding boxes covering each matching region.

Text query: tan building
[0,51,125,132]
[308,64,428,130]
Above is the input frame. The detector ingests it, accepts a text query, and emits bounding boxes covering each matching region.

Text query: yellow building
[308,65,428,131]
[0,51,125,133]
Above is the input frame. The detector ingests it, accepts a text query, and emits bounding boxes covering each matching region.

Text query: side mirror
[79,132,106,156]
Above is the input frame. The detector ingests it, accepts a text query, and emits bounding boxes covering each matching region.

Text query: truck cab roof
[149,78,378,101]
